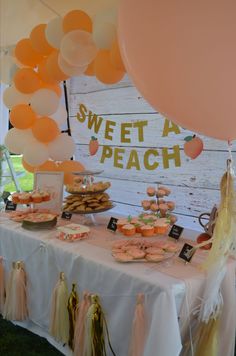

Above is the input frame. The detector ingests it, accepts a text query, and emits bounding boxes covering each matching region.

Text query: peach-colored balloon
[30,24,54,56]
[110,37,126,72]
[14,68,42,94]
[38,58,58,84]
[41,82,62,97]
[119,0,236,140]
[85,60,95,76]
[22,158,35,173]
[36,160,58,171]
[15,38,44,67]
[46,51,69,82]
[32,117,60,143]
[63,10,92,33]
[95,49,125,84]
[57,160,85,185]
[10,104,37,129]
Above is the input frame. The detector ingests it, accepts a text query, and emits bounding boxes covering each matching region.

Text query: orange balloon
[15,39,44,68]
[22,158,35,173]
[14,68,42,94]
[36,160,58,171]
[38,58,59,84]
[30,24,54,55]
[41,82,62,97]
[95,49,125,84]
[110,38,126,72]
[85,60,95,76]
[46,51,69,82]
[10,104,37,129]
[57,160,85,185]
[63,10,92,33]
[32,117,60,143]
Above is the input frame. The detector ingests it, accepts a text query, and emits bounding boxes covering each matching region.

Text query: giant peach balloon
[95,49,124,84]
[48,134,76,161]
[119,0,236,141]
[30,89,60,116]
[23,138,49,166]
[4,128,34,154]
[63,10,92,33]
[10,104,37,129]
[45,17,64,49]
[30,24,54,56]
[60,30,98,67]
[15,39,44,67]
[32,117,60,143]
[14,68,42,94]
[3,86,31,109]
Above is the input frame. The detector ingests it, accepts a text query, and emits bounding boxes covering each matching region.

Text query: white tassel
[49,272,69,344]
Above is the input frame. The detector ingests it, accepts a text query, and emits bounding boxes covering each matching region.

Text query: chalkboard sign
[168,224,184,240]
[179,243,195,262]
[107,217,118,232]
[5,201,17,211]
[61,211,72,220]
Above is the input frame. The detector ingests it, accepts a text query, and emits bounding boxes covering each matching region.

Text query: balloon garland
[1,8,126,184]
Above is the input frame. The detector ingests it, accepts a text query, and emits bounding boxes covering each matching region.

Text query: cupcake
[11,193,20,204]
[19,193,32,204]
[131,217,139,224]
[159,203,169,217]
[146,186,156,196]
[135,222,144,233]
[32,192,43,203]
[122,224,136,236]
[117,218,129,232]
[41,191,51,202]
[159,186,171,196]
[140,225,154,237]
[150,203,159,212]
[169,214,178,225]
[167,201,175,211]
[156,189,166,198]
[141,200,151,211]
[154,219,169,234]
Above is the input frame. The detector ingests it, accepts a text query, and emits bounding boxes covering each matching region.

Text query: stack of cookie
[63,192,113,213]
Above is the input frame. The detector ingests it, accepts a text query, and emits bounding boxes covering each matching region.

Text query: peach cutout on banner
[32,117,60,143]
[14,68,42,94]
[95,49,125,84]
[10,104,37,129]
[63,10,93,33]
[15,39,44,68]
[30,24,54,56]
[46,51,70,82]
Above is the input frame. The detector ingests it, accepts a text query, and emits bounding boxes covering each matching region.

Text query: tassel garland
[74,291,91,356]
[3,261,28,321]
[0,257,5,314]
[129,294,146,356]
[67,283,79,349]
[84,294,116,356]
[49,272,69,344]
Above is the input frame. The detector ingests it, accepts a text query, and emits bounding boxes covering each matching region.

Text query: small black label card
[5,201,17,211]
[168,224,184,240]
[179,243,195,262]
[2,191,11,203]
[107,217,118,232]
[61,211,72,220]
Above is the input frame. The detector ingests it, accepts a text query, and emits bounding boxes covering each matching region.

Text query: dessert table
[0,213,235,356]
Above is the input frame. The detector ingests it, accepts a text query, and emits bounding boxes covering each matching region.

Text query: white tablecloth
[0,214,235,356]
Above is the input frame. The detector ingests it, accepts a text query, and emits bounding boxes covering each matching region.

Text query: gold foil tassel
[67,283,79,349]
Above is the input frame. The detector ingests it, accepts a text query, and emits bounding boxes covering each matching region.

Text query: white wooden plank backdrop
[68,75,235,230]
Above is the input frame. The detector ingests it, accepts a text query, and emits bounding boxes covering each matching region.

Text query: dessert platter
[57,223,90,242]
[111,238,179,263]
[11,190,51,204]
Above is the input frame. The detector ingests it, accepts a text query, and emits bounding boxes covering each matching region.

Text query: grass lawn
[4,155,33,193]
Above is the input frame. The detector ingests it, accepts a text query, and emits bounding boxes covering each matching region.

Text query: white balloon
[48,133,76,161]
[4,128,34,154]
[23,138,49,166]
[60,30,98,67]
[45,17,64,49]
[58,53,87,77]
[30,89,60,116]
[3,85,31,109]
[50,105,67,126]
[0,55,18,85]
[93,22,116,49]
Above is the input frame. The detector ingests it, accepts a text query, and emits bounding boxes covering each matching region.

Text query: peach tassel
[129,293,146,356]
[49,272,69,344]
[74,291,91,356]
[0,257,5,313]
[3,261,28,321]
